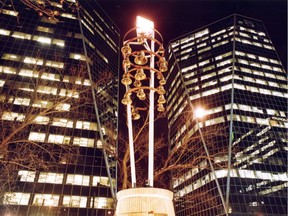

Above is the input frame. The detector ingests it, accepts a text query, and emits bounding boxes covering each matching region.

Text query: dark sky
[97,0,287,69]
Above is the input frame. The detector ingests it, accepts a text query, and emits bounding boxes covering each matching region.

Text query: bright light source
[136,16,154,36]
[194,107,206,118]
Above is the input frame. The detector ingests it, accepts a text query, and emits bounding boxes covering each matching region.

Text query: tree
[117,107,229,190]
[0,55,114,197]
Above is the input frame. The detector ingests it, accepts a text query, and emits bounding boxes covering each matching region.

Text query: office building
[0,1,119,215]
[166,14,287,215]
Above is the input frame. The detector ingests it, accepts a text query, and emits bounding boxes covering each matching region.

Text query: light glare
[136,16,154,36]
[194,107,206,118]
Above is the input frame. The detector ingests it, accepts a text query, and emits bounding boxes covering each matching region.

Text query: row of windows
[172,111,287,149]
[2,54,64,69]
[174,168,288,197]
[1,95,71,111]
[28,132,103,148]
[18,170,113,187]
[189,82,287,101]
[0,28,64,46]
[0,65,92,86]
[4,192,113,209]
[0,80,81,98]
[2,111,99,131]
[235,37,274,50]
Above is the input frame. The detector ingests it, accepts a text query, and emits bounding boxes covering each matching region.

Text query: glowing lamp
[136,16,154,37]
[194,107,206,118]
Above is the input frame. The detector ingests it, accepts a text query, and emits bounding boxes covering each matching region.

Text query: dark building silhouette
[0,1,119,215]
[166,14,287,215]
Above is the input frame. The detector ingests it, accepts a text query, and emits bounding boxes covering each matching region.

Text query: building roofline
[168,13,263,44]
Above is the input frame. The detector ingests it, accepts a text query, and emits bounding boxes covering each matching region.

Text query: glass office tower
[0,1,119,215]
[166,14,287,215]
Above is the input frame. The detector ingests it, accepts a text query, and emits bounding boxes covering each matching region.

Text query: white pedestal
[115,187,175,216]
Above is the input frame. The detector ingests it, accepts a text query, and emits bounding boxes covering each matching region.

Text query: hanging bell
[121,45,132,56]
[131,107,141,120]
[157,103,165,112]
[137,89,146,100]
[158,57,168,72]
[157,85,166,95]
[157,94,166,104]
[134,51,148,65]
[159,78,166,85]
[123,59,131,68]
[135,68,146,80]
[133,80,142,87]
[121,93,132,105]
[158,46,165,54]
[121,73,132,85]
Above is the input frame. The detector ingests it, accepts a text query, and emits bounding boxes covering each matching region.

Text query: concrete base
[115,187,175,216]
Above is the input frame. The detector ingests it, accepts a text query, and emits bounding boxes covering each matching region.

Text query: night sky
[97,0,287,69]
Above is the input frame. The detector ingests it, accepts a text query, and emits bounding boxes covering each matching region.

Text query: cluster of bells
[121,43,168,115]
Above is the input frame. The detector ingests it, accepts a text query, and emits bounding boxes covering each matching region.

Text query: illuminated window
[2,111,25,121]
[33,194,59,206]
[92,176,110,187]
[61,13,77,19]
[12,31,32,40]
[256,118,269,125]
[48,134,71,144]
[234,83,245,90]
[37,85,57,95]
[32,100,53,108]
[205,117,225,126]
[24,57,43,65]
[76,120,97,130]
[91,197,114,209]
[28,132,46,142]
[96,50,108,64]
[33,35,51,44]
[271,90,283,97]
[38,172,63,184]
[52,39,65,47]
[2,53,21,61]
[83,79,91,86]
[0,9,18,16]
[73,137,95,147]
[59,89,79,98]
[18,170,36,182]
[19,69,39,77]
[241,115,256,123]
[14,97,30,106]
[55,103,70,111]
[52,118,73,128]
[70,53,88,61]
[0,65,16,74]
[45,60,64,69]
[41,72,60,81]
[66,174,90,186]
[37,26,54,33]
[33,116,49,125]
[0,28,10,36]
[4,193,30,205]
[202,87,220,96]
[63,196,87,208]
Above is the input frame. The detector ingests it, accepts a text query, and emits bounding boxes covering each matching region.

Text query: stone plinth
[115,187,175,216]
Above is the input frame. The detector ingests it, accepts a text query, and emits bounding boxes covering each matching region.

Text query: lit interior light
[73,54,81,60]
[194,107,206,118]
[136,16,154,36]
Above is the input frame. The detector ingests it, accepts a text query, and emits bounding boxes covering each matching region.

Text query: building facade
[0,1,119,215]
[166,14,287,215]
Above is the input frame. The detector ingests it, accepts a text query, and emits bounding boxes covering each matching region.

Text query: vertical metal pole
[126,101,137,187]
[148,30,155,187]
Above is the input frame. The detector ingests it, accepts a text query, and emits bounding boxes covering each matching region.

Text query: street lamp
[121,16,168,188]
[116,16,175,216]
